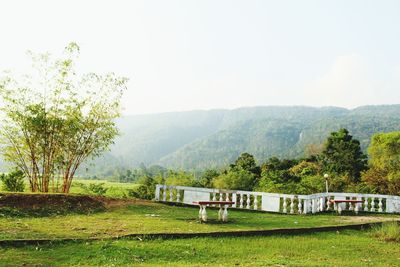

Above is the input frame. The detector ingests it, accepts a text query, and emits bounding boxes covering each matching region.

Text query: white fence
[155,184,400,214]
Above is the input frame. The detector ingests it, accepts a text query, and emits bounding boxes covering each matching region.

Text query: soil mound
[0,193,105,215]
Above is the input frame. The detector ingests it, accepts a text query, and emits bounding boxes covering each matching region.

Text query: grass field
[0,201,398,241]
[0,229,399,266]
[70,179,140,198]
[0,179,140,198]
[1,187,399,266]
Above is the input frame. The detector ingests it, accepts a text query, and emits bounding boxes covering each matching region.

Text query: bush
[372,222,400,242]
[0,170,25,192]
[76,182,108,196]
[213,169,256,190]
[87,183,108,196]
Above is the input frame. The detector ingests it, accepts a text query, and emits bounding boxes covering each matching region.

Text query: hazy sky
[1,0,400,115]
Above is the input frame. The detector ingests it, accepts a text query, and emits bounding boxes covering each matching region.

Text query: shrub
[372,222,400,242]
[87,183,108,196]
[0,170,25,192]
[128,175,155,200]
[213,169,256,190]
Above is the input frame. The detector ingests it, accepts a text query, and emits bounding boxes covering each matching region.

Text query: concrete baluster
[326,197,331,211]
[162,185,167,201]
[297,198,302,214]
[364,198,369,212]
[371,197,375,212]
[239,194,244,208]
[320,197,325,212]
[254,195,258,210]
[378,198,383,212]
[246,194,251,209]
[290,197,294,214]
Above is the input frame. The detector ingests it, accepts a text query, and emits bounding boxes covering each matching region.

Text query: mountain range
[81,105,400,175]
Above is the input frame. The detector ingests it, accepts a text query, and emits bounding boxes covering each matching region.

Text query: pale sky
[1,0,400,115]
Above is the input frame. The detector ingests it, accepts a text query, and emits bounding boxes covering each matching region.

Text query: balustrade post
[303,199,308,214]
[326,197,331,211]
[312,198,316,214]
[290,197,294,214]
[155,185,161,201]
[232,193,237,208]
[162,185,167,201]
[371,197,375,212]
[254,195,258,210]
[297,198,302,214]
[246,194,251,209]
[364,197,369,212]
[320,197,324,212]
[378,198,383,212]
[176,190,181,202]
[239,194,244,208]
[169,188,173,202]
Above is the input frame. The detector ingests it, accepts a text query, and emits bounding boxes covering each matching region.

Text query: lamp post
[324,173,329,193]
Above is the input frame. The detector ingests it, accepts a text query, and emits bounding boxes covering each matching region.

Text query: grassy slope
[0,230,399,266]
[0,202,398,240]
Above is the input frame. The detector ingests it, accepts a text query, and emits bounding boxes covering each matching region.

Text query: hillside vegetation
[81,105,400,174]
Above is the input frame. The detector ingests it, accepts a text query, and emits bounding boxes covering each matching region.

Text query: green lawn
[1,179,139,198]
[1,229,399,266]
[0,202,398,240]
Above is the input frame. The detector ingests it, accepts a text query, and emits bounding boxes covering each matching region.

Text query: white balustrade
[154,184,400,215]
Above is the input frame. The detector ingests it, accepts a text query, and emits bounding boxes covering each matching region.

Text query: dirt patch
[0,193,150,216]
[93,196,151,209]
[0,193,106,215]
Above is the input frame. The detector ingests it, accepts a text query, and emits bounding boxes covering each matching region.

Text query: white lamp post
[324,173,329,193]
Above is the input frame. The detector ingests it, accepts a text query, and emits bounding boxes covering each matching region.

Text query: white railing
[155,184,400,214]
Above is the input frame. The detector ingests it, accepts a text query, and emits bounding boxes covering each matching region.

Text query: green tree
[213,169,255,190]
[321,128,367,182]
[0,43,127,193]
[362,132,400,195]
[230,152,261,177]
[0,170,25,192]
[198,169,219,188]
[165,171,196,186]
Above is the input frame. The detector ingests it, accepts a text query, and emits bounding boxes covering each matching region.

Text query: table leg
[201,205,208,222]
[222,205,228,222]
[218,204,223,221]
[198,205,203,220]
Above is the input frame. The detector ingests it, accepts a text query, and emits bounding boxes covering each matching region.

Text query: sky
[1,0,400,115]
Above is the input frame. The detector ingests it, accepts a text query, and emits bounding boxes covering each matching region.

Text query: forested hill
[84,105,400,175]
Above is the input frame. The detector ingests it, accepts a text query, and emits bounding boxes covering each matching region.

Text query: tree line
[129,128,400,199]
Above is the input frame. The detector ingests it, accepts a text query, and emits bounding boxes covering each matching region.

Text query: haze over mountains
[81,105,400,176]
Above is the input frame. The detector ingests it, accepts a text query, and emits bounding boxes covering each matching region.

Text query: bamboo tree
[0,43,127,193]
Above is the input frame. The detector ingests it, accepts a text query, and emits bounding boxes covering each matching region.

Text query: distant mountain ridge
[81,105,400,174]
